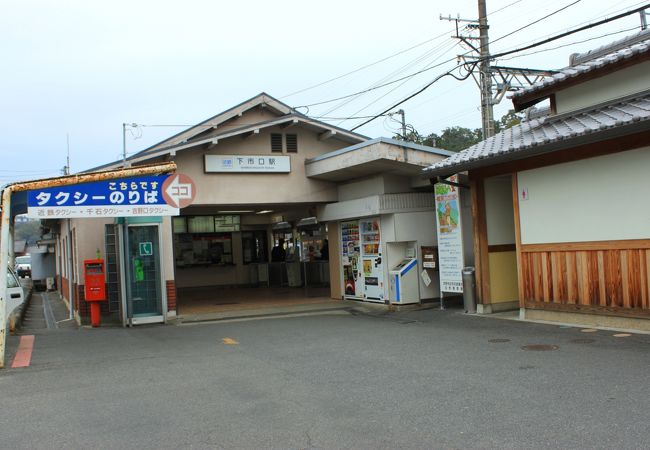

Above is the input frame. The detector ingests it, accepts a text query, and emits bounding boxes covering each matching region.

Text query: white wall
[388,210,439,300]
[555,61,650,114]
[338,176,385,202]
[337,174,412,202]
[518,146,650,244]
[484,176,515,245]
[176,125,342,206]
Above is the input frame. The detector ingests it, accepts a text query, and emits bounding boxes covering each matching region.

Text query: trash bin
[462,267,476,314]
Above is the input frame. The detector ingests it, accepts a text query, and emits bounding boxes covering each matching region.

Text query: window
[176,216,241,234]
[188,216,214,233]
[286,134,298,152]
[271,133,283,152]
[172,217,187,234]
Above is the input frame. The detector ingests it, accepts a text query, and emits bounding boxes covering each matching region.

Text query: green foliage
[393,110,524,152]
[14,219,41,244]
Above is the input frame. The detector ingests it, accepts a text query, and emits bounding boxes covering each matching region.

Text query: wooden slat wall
[521,246,650,317]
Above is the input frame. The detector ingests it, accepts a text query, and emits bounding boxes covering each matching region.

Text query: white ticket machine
[389,257,419,304]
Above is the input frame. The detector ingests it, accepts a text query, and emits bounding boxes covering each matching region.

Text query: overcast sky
[1,0,646,182]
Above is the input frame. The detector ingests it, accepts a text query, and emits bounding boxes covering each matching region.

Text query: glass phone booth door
[123,224,164,325]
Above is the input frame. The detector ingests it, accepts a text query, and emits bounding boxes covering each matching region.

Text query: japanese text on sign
[26,175,183,218]
[204,154,291,173]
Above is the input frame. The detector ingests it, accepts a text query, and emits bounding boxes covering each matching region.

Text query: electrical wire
[280,27,457,100]
[488,0,524,16]
[296,3,649,114]
[333,40,461,124]
[490,0,583,46]
[321,38,459,118]
[346,2,649,132]
[350,61,478,131]
[495,25,640,62]
[486,3,650,62]
[294,55,461,110]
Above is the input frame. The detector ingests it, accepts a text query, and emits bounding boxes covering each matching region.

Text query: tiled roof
[424,92,650,176]
[511,30,650,100]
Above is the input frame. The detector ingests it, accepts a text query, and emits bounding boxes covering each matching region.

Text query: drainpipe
[0,186,14,369]
[67,219,74,321]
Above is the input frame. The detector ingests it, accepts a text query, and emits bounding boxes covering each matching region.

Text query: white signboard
[434,175,464,293]
[205,155,290,173]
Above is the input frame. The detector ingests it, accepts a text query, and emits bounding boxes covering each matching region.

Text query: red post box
[83,259,106,327]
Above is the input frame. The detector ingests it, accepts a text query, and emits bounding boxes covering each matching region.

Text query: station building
[52,93,451,325]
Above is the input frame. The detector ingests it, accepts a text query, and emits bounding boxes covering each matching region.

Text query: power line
[490,0,583,46]
[321,39,459,118]
[294,56,460,110]
[347,2,650,132]
[280,27,456,100]
[487,3,650,61]
[488,0,524,16]
[495,25,640,62]
[296,3,648,113]
[282,0,522,106]
[333,41,460,124]
[350,62,478,131]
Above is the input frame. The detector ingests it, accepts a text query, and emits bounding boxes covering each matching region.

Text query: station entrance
[171,205,335,317]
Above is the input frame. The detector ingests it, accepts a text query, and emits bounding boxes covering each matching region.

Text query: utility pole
[122,123,127,167]
[477,0,495,138]
[65,134,70,175]
[122,123,138,167]
[397,109,407,139]
[441,1,555,139]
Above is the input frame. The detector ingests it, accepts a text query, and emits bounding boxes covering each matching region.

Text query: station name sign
[204,154,290,173]
[26,174,196,219]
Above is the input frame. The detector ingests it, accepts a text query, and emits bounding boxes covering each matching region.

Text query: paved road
[2,300,650,449]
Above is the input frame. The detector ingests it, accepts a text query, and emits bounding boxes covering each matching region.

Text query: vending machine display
[360,218,383,302]
[341,221,362,298]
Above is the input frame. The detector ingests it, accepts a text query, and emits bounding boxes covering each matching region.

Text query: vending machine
[341,220,362,299]
[360,218,383,302]
[341,218,384,302]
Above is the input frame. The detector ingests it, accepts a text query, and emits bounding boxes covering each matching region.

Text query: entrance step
[176,301,351,324]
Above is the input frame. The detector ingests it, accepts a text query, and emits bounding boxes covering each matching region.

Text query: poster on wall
[434,175,464,293]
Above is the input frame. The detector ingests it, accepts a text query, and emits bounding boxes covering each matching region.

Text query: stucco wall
[71,217,113,281]
[388,211,440,300]
[488,251,518,303]
[175,126,345,206]
[483,176,518,304]
[518,146,650,244]
[555,61,650,114]
[484,176,515,246]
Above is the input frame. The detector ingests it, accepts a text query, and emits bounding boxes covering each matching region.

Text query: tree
[14,219,41,244]
[393,110,524,152]
[428,126,482,152]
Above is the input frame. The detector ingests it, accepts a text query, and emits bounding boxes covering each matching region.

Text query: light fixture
[256,210,273,214]
[217,210,253,214]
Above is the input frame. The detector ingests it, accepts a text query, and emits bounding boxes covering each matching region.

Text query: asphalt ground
[2,299,650,449]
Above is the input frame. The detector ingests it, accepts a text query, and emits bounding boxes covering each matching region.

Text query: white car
[6,267,26,320]
[15,255,31,278]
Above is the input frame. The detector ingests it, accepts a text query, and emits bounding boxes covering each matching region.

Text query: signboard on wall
[204,154,290,173]
[26,174,196,219]
[434,175,464,293]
